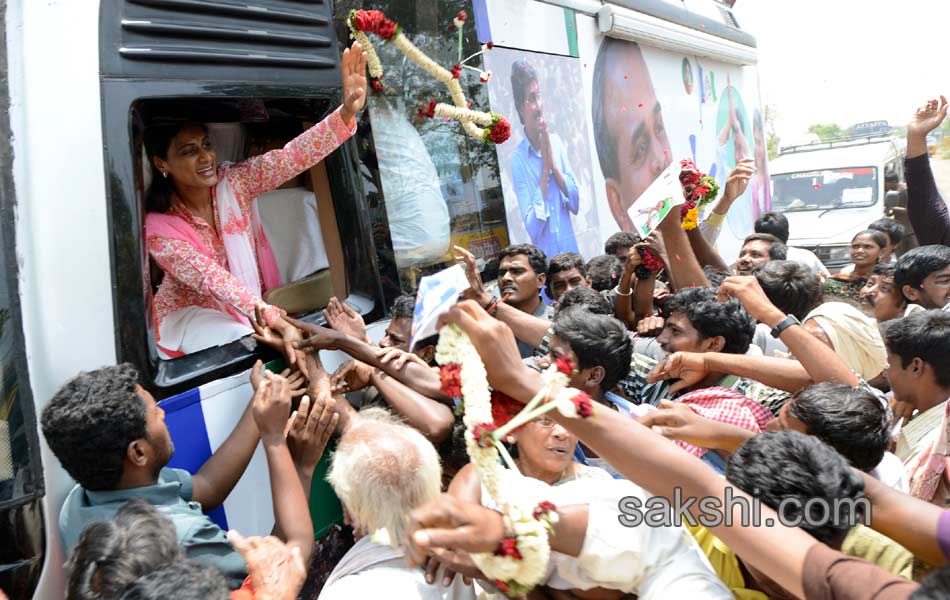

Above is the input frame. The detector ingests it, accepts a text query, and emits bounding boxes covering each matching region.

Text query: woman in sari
[144,43,366,358]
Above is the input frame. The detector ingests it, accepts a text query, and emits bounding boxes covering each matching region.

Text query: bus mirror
[884,190,901,209]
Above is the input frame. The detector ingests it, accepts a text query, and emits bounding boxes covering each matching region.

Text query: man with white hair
[320,408,475,600]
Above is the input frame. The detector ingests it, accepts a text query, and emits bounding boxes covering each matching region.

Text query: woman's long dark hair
[143,122,206,213]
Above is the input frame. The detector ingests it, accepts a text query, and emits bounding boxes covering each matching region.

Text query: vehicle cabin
[770,133,910,271]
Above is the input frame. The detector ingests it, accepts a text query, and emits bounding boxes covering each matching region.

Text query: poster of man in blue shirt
[509,60,580,257]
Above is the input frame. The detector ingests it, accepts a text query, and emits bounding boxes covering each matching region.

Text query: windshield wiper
[818,201,846,218]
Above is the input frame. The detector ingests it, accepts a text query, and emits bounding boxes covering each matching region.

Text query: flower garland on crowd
[346,9,511,145]
[635,159,720,279]
[434,324,593,595]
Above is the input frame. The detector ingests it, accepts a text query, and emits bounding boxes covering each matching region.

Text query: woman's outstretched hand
[340,40,368,124]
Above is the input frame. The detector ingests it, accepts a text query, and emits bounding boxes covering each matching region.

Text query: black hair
[499,244,548,277]
[592,38,641,181]
[754,260,823,320]
[665,287,755,354]
[895,245,950,302]
[702,265,731,290]
[852,229,888,250]
[554,286,614,317]
[66,499,183,600]
[868,218,905,246]
[586,255,623,292]
[546,252,588,296]
[143,122,209,214]
[553,306,632,392]
[787,383,889,472]
[510,60,539,124]
[871,262,897,278]
[912,565,950,600]
[118,561,229,600]
[727,430,866,548]
[742,233,788,260]
[391,293,416,320]
[604,231,641,255]
[881,310,950,387]
[41,364,145,491]
[754,212,790,244]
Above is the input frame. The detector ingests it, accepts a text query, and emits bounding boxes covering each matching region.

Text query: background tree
[807,123,843,141]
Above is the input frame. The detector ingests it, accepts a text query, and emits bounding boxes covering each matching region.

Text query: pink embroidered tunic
[147,108,356,346]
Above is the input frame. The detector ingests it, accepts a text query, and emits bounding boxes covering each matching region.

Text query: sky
[733,0,950,145]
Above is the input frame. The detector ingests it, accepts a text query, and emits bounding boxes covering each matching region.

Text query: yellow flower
[682,207,699,230]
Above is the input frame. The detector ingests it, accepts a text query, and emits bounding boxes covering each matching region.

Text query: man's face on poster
[517,79,546,145]
[599,45,672,231]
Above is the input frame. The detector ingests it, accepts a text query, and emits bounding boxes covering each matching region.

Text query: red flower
[639,248,665,272]
[693,184,710,198]
[495,537,523,560]
[439,364,463,398]
[456,10,468,22]
[451,63,462,79]
[417,99,437,119]
[353,9,384,33]
[370,78,384,92]
[533,500,558,521]
[491,390,524,432]
[555,355,575,376]
[377,18,398,39]
[572,392,594,419]
[488,117,511,144]
[472,422,498,449]
[680,170,701,187]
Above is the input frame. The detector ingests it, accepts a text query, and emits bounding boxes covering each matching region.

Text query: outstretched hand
[405,494,505,567]
[454,245,490,306]
[638,399,750,451]
[722,158,756,205]
[340,41,368,124]
[908,96,948,138]
[287,317,342,351]
[228,531,307,600]
[717,276,784,326]
[647,352,709,394]
[324,297,369,343]
[286,393,338,473]
[436,301,538,401]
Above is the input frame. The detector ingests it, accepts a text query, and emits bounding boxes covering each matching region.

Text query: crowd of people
[33,40,950,599]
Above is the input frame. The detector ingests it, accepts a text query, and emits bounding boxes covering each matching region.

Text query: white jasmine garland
[347,9,511,144]
[436,324,555,593]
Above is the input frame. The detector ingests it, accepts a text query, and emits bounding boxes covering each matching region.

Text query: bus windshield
[772,167,878,212]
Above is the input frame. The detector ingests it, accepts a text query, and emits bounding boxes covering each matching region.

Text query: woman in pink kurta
[144,42,367,358]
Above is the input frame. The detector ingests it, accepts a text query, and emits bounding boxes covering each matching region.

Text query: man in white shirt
[754,212,831,278]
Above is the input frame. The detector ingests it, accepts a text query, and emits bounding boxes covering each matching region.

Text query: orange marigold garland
[346,9,511,145]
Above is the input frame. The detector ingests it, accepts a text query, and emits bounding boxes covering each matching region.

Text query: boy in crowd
[546,252,591,302]
[41,363,324,588]
[895,245,950,311]
[604,231,641,267]
[754,212,830,277]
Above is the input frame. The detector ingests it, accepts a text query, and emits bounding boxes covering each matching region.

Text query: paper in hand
[409,264,470,350]
[625,161,686,237]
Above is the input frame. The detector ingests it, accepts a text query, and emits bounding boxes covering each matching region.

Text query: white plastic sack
[370,96,451,269]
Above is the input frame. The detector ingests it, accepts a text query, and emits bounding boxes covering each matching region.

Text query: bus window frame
[102,82,385,398]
